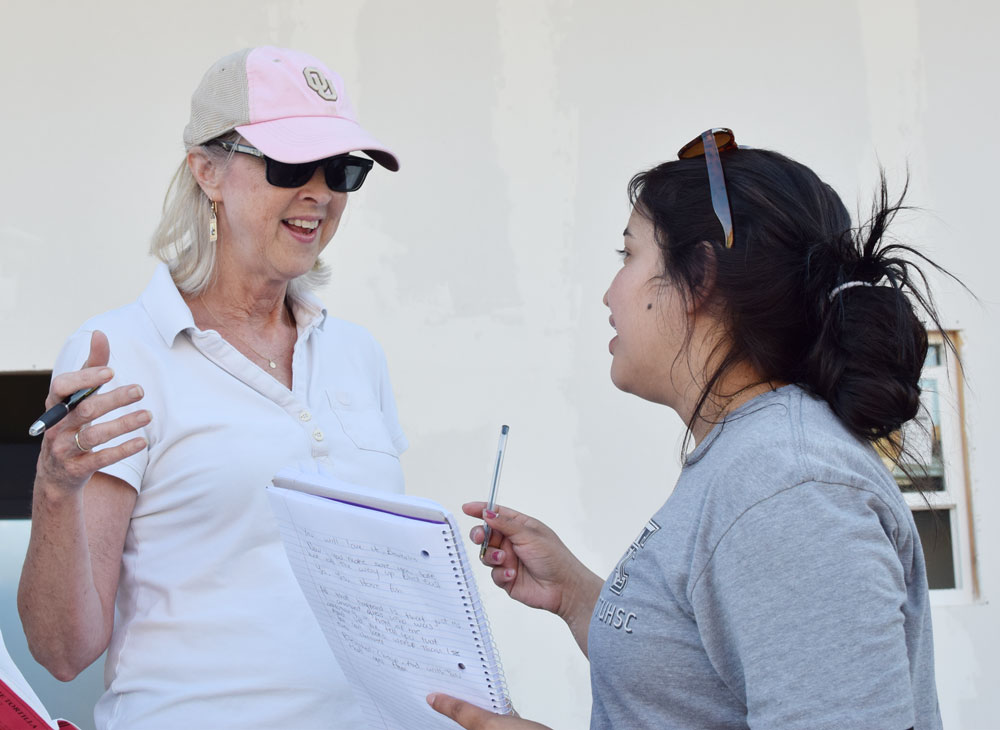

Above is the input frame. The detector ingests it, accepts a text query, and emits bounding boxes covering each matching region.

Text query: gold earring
[209,200,218,243]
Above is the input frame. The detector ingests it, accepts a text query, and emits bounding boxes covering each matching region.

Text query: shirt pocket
[326,391,399,457]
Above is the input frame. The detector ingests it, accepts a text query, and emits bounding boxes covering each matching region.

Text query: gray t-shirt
[588,385,941,730]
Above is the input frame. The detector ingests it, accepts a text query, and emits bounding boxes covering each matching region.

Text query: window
[0,372,51,519]
[885,332,977,601]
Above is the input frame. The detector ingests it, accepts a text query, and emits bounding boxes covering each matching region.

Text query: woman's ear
[187,148,223,201]
[687,241,718,313]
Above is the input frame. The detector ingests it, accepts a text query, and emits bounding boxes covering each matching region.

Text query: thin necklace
[200,297,289,370]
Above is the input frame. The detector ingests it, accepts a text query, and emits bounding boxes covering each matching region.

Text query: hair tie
[828,280,872,302]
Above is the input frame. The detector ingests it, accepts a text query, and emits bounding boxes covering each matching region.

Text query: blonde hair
[149,138,330,297]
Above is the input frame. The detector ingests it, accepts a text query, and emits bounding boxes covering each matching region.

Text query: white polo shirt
[52,263,407,730]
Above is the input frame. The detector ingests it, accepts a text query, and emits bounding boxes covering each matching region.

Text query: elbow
[21,628,94,681]
[21,633,90,682]
[18,600,104,682]
[27,639,100,682]
[48,662,85,683]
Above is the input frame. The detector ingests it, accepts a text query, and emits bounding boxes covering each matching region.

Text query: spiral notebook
[267,467,511,729]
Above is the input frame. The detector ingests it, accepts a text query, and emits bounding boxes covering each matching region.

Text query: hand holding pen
[31,331,151,494]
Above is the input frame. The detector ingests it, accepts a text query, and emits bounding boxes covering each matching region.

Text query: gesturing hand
[34,330,150,494]
[464,502,602,626]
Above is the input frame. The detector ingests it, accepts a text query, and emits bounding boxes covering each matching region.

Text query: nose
[603,288,610,308]
[298,165,336,204]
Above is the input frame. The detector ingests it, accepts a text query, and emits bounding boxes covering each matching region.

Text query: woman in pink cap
[20,47,405,729]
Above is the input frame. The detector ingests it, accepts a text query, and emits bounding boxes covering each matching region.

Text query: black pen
[28,386,100,437]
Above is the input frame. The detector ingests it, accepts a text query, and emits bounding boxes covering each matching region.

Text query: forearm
[18,479,112,680]
[556,559,604,658]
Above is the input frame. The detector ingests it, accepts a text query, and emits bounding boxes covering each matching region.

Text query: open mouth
[283,218,321,235]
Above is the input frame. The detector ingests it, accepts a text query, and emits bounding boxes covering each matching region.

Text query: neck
[685,368,787,445]
[192,268,292,330]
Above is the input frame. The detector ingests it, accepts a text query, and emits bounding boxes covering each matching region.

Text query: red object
[0,676,78,730]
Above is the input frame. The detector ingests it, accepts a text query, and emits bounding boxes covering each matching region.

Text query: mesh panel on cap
[183,48,253,148]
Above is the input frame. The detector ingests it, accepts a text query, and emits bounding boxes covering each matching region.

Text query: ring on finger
[74,428,91,453]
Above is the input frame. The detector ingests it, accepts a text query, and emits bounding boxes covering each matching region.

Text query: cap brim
[236,116,399,171]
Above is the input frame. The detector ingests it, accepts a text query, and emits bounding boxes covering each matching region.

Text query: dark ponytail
[629,148,963,465]
[805,177,938,442]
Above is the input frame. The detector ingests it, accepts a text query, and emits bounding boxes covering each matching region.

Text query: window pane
[893,376,946,492]
[912,509,956,590]
[924,343,941,368]
[0,372,51,519]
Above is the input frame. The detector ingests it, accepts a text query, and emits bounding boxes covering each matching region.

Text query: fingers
[491,563,518,589]
[427,694,549,730]
[462,501,488,518]
[59,384,147,434]
[466,504,542,570]
[47,367,114,409]
[461,502,527,526]
[36,383,151,491]
[74,408,152,452]
[481,545,505,565]
[86,437,148,471]
[470,524,501,548]
[481,505,529,535]
[46,331,113,409]
[426,693,492,729]
[37,427,148,492]
[82,330,111,370]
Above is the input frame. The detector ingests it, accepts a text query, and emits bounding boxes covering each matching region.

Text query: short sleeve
[52,329,148,491]
[690,482,916,730]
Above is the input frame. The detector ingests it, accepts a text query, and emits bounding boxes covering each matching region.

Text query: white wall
[1,1,997,727]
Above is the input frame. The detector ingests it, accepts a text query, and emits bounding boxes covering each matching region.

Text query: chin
[608,366,633,395]
[610,367,672,406]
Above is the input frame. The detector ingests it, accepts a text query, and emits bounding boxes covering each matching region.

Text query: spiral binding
[441,517,513,714]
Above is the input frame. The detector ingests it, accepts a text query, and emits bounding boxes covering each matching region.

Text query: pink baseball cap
[183,46,399,171]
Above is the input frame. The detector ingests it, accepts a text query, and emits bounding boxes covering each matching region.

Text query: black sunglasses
[210,140,374,192]
[677,128,738,248]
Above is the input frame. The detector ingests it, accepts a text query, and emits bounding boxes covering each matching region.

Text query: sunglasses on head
[677,128,738,248]
[210,140,374,192]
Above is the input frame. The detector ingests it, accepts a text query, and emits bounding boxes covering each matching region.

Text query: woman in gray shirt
[430,129,949,730]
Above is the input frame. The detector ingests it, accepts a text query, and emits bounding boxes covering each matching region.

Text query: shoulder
[320,315,379,343]
[688,385,899,503]
[79,299,155,340]
[678,386,913,576]
[315,316,388,363]
[55,263,186,368]
[54,298,159,375]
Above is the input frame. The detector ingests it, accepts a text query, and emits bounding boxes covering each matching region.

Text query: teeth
[286,219,320,230]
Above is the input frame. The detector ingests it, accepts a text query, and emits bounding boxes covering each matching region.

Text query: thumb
[427,693,493,729]
[482,505,542,544]
[83,330,111,370]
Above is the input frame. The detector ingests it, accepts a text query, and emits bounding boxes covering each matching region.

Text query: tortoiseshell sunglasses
[677,128,738,248]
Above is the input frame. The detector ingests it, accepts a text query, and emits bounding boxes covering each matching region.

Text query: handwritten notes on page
[267,469,510,730]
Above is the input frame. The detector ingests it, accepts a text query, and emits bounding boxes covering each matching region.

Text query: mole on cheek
[646,303,653,310]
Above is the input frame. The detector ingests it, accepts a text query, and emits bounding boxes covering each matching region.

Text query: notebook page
[268,486,506,730]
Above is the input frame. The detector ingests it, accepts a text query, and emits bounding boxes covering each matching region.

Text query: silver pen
[480,425,509,559]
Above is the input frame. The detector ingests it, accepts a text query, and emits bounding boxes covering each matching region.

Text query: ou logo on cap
[303,67,338,101]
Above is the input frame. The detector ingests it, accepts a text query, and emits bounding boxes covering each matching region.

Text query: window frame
[899,331,978,604]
